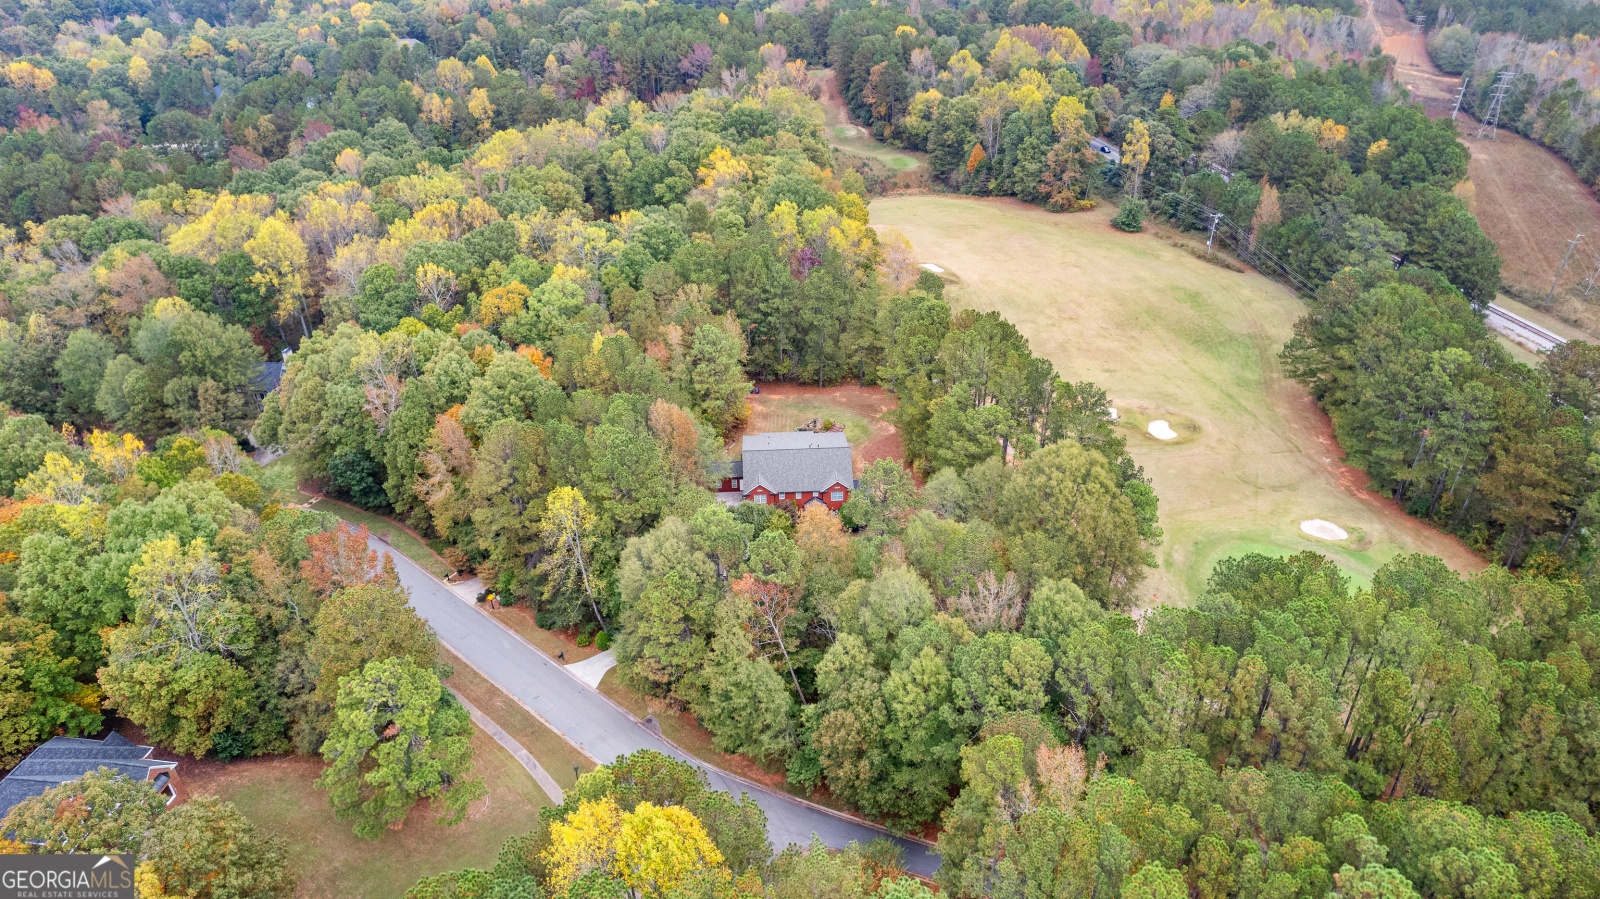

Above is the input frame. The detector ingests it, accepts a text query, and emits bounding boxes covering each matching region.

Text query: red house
[718,432,854,510]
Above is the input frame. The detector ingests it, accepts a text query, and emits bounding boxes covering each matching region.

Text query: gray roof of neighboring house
[252,361,285,396]
[739,432,853,495]
[0,733,175,818]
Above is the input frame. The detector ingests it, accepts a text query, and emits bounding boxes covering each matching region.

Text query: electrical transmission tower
[1477,71,1515,139]
[1451,75,1470,120]
[1549,233,1584,306]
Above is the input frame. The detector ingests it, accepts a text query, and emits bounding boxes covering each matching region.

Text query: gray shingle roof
[740,432,853,495]
[251,362,285,396]
[0,734,176,818]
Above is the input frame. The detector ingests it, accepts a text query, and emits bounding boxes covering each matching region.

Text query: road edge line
[380,541,936,851]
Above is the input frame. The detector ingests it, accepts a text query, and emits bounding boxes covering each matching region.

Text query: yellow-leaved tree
[436,57,473,95]
[477,282,529,329]
[1121,118,1151,197]
[4,60,57,93]
[535,486,604,629]
[244,214,312,336]
[467,88,495,132]
[87,431,145,482]
[545,799,726,898]
[16,454,93,505]
[613,803,725,897]
[413,262,460,310]
[545,797,625,891]
[696,146,751,191]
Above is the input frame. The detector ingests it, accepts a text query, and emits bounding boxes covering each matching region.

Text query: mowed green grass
[194,729,547,898]
[831,123,921,171]
[747,398,874,447]
[871,195,1486,603]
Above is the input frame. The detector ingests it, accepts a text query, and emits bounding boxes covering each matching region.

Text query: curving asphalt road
[368,537,941,877]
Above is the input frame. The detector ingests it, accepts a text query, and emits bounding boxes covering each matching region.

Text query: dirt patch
[1363,1,1600,334]
[736,382,907,477]
[1371,0,1461,115]
[1458,123,1600,335]
[1280,386,1486,573]
[814,69,930,194]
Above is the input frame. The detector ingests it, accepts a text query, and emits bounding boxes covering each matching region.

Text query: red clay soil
[737,382,909,477]
[1280,381,1488,574]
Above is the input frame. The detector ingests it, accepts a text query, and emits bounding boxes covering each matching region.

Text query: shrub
[595,630,612,651]
[326,449,389,509]
[1112,198,1147,232]
[1428,24,1477,74]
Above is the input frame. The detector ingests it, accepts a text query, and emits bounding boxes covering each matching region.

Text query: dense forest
[0,0,1595,895]
[1408,0,1600,42]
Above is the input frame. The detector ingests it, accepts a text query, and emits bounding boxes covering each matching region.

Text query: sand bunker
[1147,420,1177,440]
[919,263,945,274]
[1300,519,1349,541]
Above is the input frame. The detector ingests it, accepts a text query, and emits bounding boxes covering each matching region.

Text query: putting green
[871,195,1487,604]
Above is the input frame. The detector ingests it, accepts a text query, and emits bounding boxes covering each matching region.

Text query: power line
[1145,187,1352,299]
[1548,233,1584,306]
[1477,71,1515,139]
[1451,75,1470,121]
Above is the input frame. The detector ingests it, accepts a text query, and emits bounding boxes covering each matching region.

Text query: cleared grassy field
[815,70,922,173]
[871,195,1486,603]
[186,728,546,898]
[736,383,908,475]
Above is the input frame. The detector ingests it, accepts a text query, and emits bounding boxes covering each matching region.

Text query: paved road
[370,537,941,877]
[1485,303,1567,353]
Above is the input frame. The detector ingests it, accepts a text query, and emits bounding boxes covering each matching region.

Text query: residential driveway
[370,537,941,877]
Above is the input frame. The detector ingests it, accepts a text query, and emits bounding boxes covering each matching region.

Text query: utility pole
[1451,75,1470,120]
[1582,257,1600,297]
[1549,233,1583,306]
[1477,71,1515,139]
[1205,212,1223,256]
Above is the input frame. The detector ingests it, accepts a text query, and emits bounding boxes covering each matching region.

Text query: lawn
[442,645,596,791]
[814,69,927,189]
[870,195,1486,603]
[185,728,547,898]
[736,382,907,476]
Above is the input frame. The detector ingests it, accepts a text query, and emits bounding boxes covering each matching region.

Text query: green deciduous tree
[997,441,1149,609]
[316,657,484,839]
[98,536,258,756]
[0,613,101,767]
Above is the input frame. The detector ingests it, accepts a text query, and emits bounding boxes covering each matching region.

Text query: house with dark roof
[719,431,855,511]
[251,361,285,401]
[0,733,177,819]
